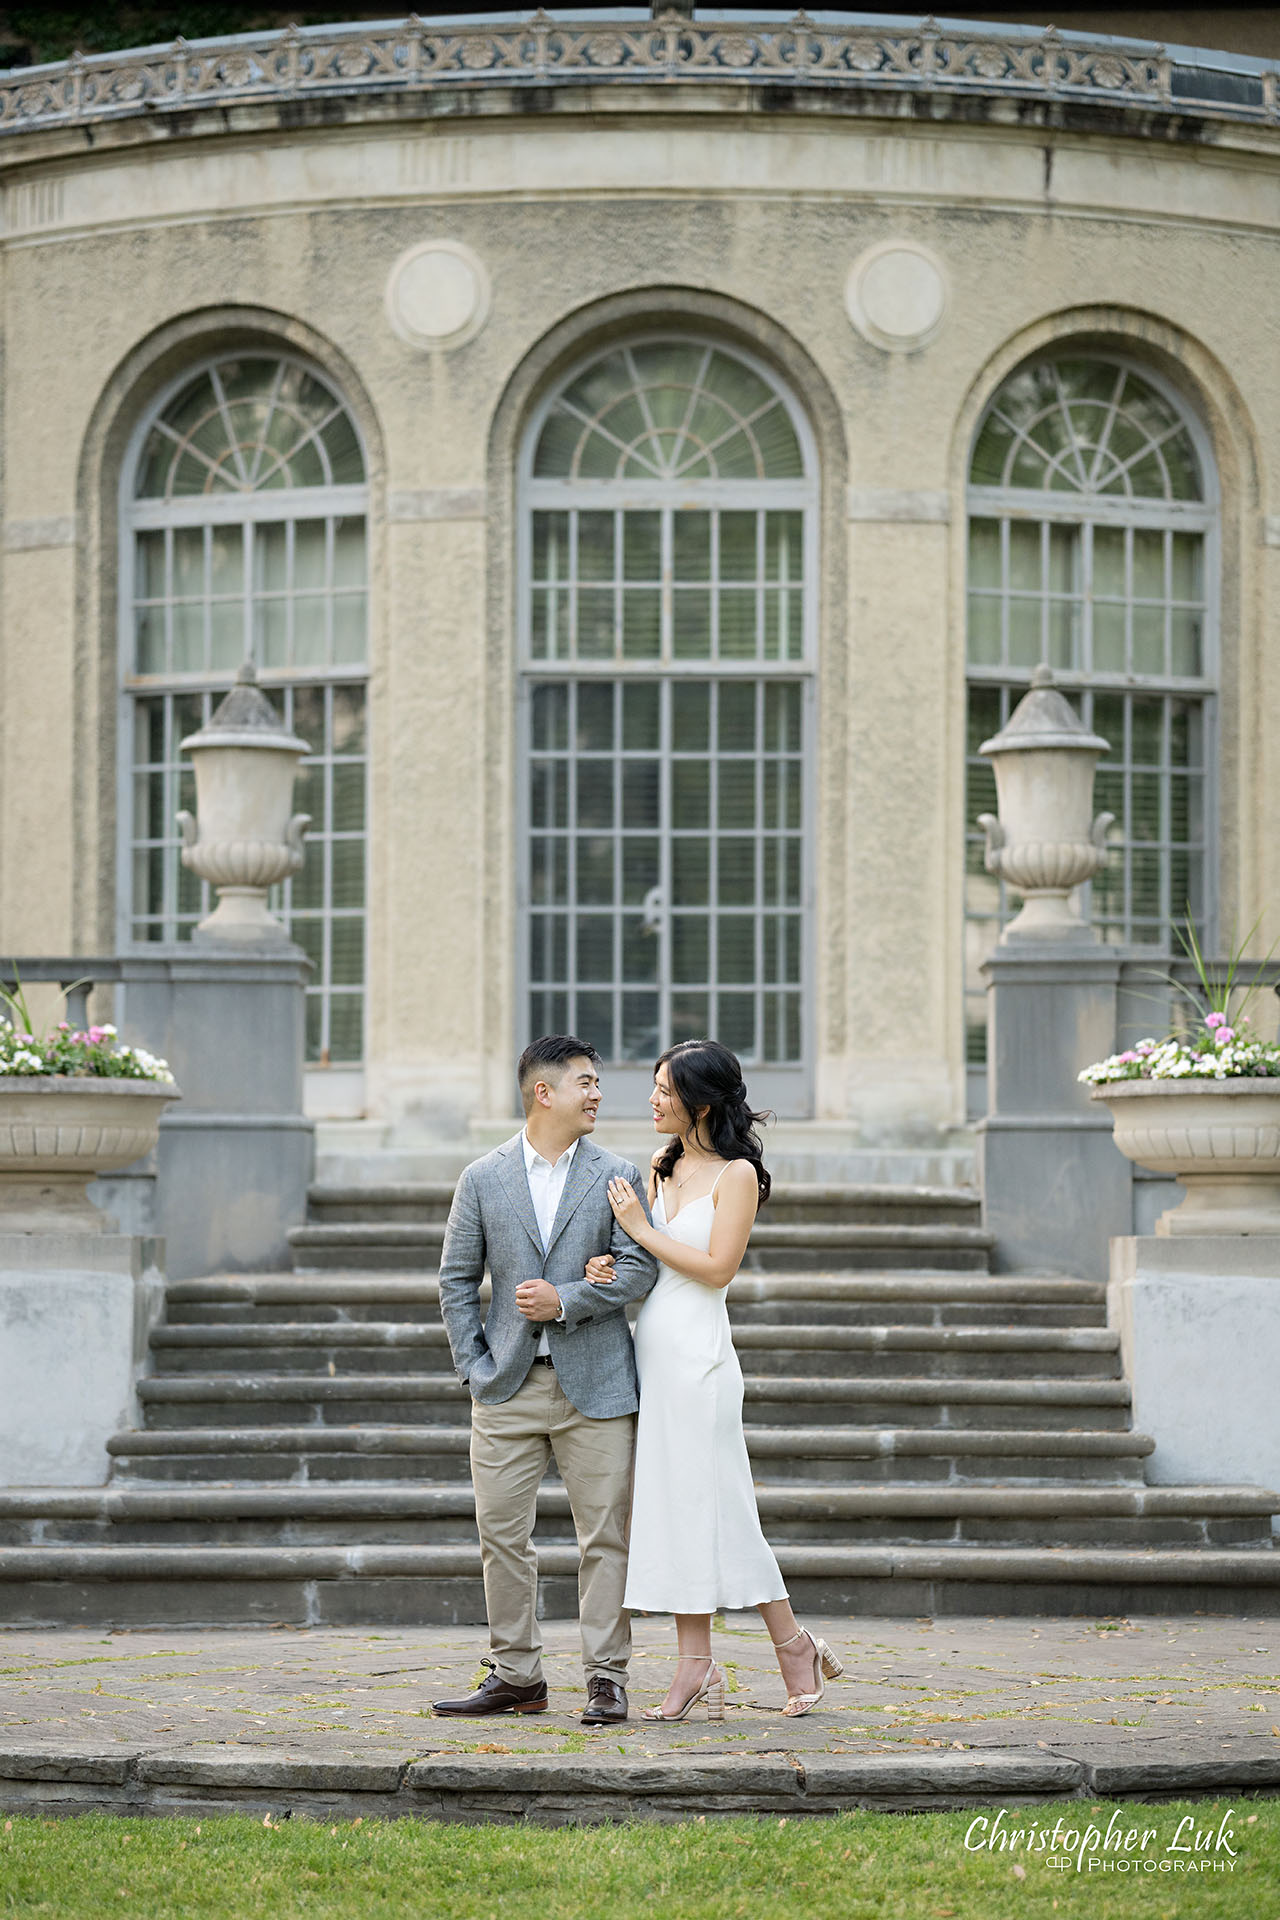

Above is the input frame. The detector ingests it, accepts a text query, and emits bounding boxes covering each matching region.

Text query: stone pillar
[93,663,317,1277]
[978,946,1131,1277]
[102,951,314,1280]
[975,668,1130,1277]
[1110,1236,1280,1510]
[0,1234,163,1485]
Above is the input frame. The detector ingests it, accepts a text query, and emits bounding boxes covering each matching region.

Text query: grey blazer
[437,1133,659,1419]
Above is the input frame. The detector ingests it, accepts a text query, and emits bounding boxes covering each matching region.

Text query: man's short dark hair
[517,1034,601,1114]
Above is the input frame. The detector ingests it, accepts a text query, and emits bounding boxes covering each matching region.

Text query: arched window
[964,356,1216,1088]
[521,339,816,1112]
[122,354,369,1064]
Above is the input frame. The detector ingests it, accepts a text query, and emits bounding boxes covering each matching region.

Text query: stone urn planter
[0,1077,179,1233]
[1091,1077,1280,1235]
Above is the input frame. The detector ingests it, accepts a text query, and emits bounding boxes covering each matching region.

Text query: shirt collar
[522,1130,580,1176]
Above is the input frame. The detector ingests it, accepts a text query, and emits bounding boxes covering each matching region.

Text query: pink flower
[1205,1012,1226,1029]
[1116,1050,1140,1064]
[1215,1028,1235,1046]
[87,1026,108,1044]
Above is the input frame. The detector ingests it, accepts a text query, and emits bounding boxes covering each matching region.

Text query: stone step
[287,1220,996,1273]
[133,1372,1134,1431]
[1,1542,1277,1628]
[305,1180,984,1230]
[2,1482,1272,1551]
[162,1271,1105,1331]
[104,1424,1157,1485]
[148,1320,1122,1381]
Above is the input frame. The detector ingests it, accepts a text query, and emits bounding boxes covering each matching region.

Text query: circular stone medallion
[386,240,491,351]
[845,242,948,352]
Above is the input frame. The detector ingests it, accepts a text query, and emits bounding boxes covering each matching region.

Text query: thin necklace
[673,1146,714,1189]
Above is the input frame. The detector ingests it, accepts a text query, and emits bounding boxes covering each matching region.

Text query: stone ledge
[1087,1756,1280,1794]
[6,1745,1279,1821]
[135,1751,402,1792]
[0,1746,130,1784]
[6,1543,1276,1583]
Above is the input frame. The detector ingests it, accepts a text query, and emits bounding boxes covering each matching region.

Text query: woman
[592,1038,843,1723]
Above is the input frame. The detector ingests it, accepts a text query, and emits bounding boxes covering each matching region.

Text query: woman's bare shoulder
[715,1157,762,1201]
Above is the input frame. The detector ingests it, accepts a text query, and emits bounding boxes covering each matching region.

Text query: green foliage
[0,8,397,67]
[0,1799,1274,1917]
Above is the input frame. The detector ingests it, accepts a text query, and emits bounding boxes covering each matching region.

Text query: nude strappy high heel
[641,1656,726,1722]
[773,1628,844,1718]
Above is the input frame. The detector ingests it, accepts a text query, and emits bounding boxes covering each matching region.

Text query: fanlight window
[521,336,814,1104]
[135,358,365,499]
[963,354,1216,1099]
[970,359,1202,502]
[534,343,805,482]
[124,354,369,1066]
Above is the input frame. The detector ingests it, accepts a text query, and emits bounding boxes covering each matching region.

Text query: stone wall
[0,33,1275,1141]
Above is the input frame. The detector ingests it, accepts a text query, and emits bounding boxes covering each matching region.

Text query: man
[433,1035,658,1726]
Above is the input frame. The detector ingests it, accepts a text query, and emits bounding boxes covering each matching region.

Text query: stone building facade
[0,9,1277,1165]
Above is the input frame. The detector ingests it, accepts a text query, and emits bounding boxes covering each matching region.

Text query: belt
[531,1354,555,1368]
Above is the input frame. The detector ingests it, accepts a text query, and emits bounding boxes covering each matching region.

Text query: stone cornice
[0,10,1275,150]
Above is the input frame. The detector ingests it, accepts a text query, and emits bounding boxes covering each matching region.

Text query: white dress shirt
[522,1130,577,1356]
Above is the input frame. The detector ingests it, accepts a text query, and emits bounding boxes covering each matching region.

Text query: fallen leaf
[1011,1864,1026,1880]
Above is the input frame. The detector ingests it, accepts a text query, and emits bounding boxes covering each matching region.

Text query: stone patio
[1,1612,1277,1821]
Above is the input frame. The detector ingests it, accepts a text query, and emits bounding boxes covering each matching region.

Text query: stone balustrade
[0,12,1274,140]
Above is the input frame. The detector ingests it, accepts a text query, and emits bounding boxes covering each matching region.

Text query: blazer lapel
[544,1139,607,1259]
[498,1138,546,1259]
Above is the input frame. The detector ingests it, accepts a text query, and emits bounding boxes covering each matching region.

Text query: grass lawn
[0,1798,1276,1918]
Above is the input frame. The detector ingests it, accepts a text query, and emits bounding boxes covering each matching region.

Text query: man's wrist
[554,1290,566,1323]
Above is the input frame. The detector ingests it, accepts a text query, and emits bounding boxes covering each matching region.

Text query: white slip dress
[623,1167,788,1614]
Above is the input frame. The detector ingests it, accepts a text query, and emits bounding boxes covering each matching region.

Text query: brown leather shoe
[432,1658,548,1717]
[580,1676,628,1725]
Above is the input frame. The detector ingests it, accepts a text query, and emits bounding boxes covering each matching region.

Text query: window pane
[622,760,659,828]
[578,511,615,582]
[673,588,711,659]
[136,606,165,674]
[719,512,757,582]
[718,589,756,660]
[673,512,711,581]
[532,684,569,753]
[673,684,711,753]
[622,590,661,659]
[577,682,615,752]
[622,683,659,751]
[624,512,661,581]
[718,683,756,752]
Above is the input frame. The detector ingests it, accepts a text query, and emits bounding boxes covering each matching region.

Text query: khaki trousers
[469,1364,635,1687]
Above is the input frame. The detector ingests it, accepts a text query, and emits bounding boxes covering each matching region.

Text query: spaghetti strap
[709,1162,730,1200]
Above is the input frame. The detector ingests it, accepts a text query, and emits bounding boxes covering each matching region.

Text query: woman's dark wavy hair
[653,1039,772,1205]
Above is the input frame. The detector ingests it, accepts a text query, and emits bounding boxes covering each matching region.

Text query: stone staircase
[1,1246,1277,1626]
[286,1181,995,1272]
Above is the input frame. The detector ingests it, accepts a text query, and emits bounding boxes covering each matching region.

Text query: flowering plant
[0,973,174,1082]
[1080,913,1280,1085]
[1078,1020,1280,1085]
